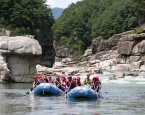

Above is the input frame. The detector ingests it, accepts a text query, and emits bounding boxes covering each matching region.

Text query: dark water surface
[0,70,145,115]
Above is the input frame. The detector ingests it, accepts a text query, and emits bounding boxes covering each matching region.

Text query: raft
[67,85,99,99]
[33,83,64,95]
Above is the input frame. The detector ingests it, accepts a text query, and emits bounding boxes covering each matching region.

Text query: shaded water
[0,71,145,115]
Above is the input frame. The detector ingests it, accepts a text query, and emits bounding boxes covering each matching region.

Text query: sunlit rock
[0,36,41,82]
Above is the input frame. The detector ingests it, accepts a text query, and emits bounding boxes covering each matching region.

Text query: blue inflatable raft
[33,83,64,95]
[67,85,99,99]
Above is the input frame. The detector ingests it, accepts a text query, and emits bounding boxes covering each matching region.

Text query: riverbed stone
[109,72,125,80]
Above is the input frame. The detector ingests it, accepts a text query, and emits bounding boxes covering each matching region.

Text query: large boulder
[0,36,42,82]
[132,40,145,54]
[0,28,10,36]
[109,72,125,80]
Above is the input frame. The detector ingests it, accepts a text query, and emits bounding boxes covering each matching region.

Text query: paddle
[26,79,41,94]
[26,86,36,94]
[64,79,73,98]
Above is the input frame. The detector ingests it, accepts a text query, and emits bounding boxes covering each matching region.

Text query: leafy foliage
[0,0,54,36]
[135,27,143,34]
[131,0,145,24]
[52,0,139,60]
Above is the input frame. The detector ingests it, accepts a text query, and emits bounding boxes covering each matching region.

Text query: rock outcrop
[0,36,42,82]
[0,28,10,36]
[36,64,102,76]
[83,31,145,72]
[53,29,145,72]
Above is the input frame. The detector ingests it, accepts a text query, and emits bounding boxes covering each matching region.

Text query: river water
[0,70,145,115]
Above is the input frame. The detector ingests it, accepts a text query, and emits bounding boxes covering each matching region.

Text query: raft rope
[68,87,97,96]
[43,83,46,94]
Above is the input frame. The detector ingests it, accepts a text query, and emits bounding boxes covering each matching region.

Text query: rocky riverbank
[36,64,102,76]
[1,25,145,82]
[54,26,145,73]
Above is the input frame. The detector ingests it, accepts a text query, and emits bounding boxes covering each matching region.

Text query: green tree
[131,0,145,25]
[0,0,54,36]
[52,0,139,60]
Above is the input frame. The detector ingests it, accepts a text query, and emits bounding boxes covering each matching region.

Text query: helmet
[76,76,80,80]
[61,76,65,78]
[73,77,76,80]
[61,76,66,81]
[87,73,90,77]
[93,76,96,80]
[95,76,99,81]
[68,75,72,79]
[48,76,51,78]
[56,75,60,80]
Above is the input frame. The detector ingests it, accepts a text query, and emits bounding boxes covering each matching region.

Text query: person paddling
[71,77,77,88]
[54,75,61,89]
[83,73,91,86]
[47,75,53,84]
[90,76,102,92]
[60,76,67,91]
[95,76,102,92]
[76,76,81,86]
[32,74,43,88]
[43,74,48,83]
[66,75,76,90]
[28,74,43,93]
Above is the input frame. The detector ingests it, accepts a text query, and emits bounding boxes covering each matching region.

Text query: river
[0,70,145,115]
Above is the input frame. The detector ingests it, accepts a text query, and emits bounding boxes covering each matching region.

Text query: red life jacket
[66,80,71,87]
[60,78,66,87]
[48,79,53,83]
[76,81,81,86]
[91,81,101,90]
[71,80,76,88]
[34,75,44,85]
[61,81,66,88]
[54,79,60,86]
[34,79,40,85]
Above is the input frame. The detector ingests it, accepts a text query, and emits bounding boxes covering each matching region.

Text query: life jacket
[91,81,101,91]
[60,77,66,87]
[54,80,59,85]
[96,81,101,92]
[34,79,40,85]
[76,80,81,86]
[84,78,91,85]
[48,79,53,83]
[91,81,97,89]
[66,80,71,87]
[61,81,66,88]
[71,80,76,88]
[34,75,44,85]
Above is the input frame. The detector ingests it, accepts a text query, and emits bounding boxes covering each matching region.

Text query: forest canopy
[0,0,54,37]
[52,0,140,60]
[0,0,144,61]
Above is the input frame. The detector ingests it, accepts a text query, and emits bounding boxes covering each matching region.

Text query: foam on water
[97,70,145,85]
[136,82,145,84]
[110,79,130,84]
[71,70,145,85]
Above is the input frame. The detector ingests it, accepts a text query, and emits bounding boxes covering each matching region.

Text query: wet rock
[109,72,125,80]
[125,73,138,77]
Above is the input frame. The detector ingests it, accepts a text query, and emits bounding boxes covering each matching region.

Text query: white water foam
[98,70,145,85]
[136,82,145,84]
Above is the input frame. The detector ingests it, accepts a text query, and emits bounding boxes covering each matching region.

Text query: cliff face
[36,27,55,67]
[80,29,145,71]
[53,27,145,72]
[0,35,42,83]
